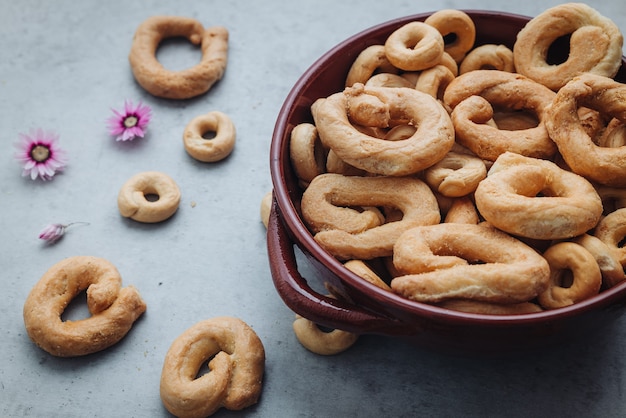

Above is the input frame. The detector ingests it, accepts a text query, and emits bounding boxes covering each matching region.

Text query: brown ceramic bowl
[268,10,626,353]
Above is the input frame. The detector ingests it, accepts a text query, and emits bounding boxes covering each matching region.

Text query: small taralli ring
[117,171,181,223]
[537,242,602,309]
[160,317,265,417]
[23,256,147,357]
[459,44,515,74]
[183,111,236,162]
[128,16,229,99]
[384,21,444,71]
[293,294,359,355]
[424,9,476,64]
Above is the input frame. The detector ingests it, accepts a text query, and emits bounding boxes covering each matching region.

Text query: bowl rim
[269,9,626,326]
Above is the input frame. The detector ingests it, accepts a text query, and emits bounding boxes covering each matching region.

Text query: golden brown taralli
[23,256,146,357]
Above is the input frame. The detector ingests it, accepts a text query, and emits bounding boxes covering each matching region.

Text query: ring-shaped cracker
[293,293,359,356]
[23,256,146,357]
[474,152,603,240]
[345,45,398,87]
[301,173,441,260]
[459,44,515,74]
[573,233,625,288]
[160,317,265,417]
[594,208,626,269]
[311,84,454,176]
[545,73,626,187]
[513,3,623,90]
[537,242,602,309]
[384,21,445,71]
[424,9,476,64]
[391,223,550,303]
[424,151,487,197]
[443,70,558,161]
[128,16,228,99]
[183,111,236,162]
[118,171,181,223]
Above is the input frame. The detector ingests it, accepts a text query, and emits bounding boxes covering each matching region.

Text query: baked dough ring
[513,3,623,90]
[573,233,625,288]
[384,21,444,71]
[311,84,454,176]
[293,293,359,356]
[128,16,228,99]
[160,317,265,418]
[594,208,626,269]
[293,313,358,356]
[391,223,550,303]
[301,173,440,260]
[23,256,146,357]
[459,44,515,74]
[545,73,626,187]
[474,152,603,240]
[183,111,236,162]
[415,64,456,102]
[424,9,476,64]
[537,242,602,309]
[345,45,398,87]
[424,151,487,197]
[118,171,181,223]
[443,70,558,161]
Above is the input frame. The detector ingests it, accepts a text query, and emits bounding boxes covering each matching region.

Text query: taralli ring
[160,317,265,418]
[128,16,229,99]
[293,309,359,356]
[459,44,515,74]
[572,233,625,288]
[384,21,444,71]
[391,223,550,303]
[289,123,326,186]
[424,9,476,64]
[545,73,626,187]
[537,242,602,309]
[301,173,441,260]
[23,256,147,357]
[474,152,603,240]
[513,3,623,90]
[311,84,454,176]
[118,171,181,223]
[443,70,558,161]
[345,45,398,87]
[424,151,487,197]
[594,208,626,269]
[183,111,236,162]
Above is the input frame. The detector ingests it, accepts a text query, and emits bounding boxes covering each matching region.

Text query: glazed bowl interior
[269,10,626,349]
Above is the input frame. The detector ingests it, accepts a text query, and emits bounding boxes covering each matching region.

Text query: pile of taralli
[289,2,626,318]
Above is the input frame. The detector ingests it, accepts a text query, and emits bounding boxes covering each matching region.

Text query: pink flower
[38,224,66,243]
[107,100,152,141]
[14,128,68,181]
[38,222,89,244]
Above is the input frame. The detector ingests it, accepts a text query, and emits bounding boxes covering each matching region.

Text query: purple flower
[38,222,89,244]
[107,100,152,141]
[14,128,68,181]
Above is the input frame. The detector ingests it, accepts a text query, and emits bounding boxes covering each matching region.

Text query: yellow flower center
[31,145,50,162]
[124,115,138,128]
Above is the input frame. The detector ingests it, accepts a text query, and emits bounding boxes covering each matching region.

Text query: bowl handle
[267,198,406,335]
